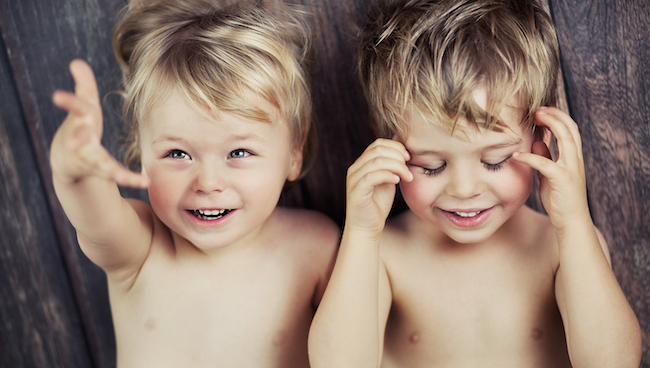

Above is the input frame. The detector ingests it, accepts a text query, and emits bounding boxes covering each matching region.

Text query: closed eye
[165,149,190,160]
[417,162,446,177]
[483,156,511,172]
[229,149,252,159]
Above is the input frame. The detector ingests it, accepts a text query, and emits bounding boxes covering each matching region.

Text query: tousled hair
[359,0,560,140]
[113,0,316,179]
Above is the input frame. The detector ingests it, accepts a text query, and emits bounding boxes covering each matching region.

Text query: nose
[191,162,226,194]
[445,166,482,199]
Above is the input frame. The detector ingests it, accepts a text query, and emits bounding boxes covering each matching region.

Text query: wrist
[342,221,384,245]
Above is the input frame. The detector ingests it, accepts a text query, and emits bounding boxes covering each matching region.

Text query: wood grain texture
[0,0,648,367]
[278,0,377,224]
[0,0,131,367]
[0,32,93,368]
[549,0,650,365]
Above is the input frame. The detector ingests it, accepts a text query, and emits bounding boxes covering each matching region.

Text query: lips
[441,207,494,228]
[189,209,233,221]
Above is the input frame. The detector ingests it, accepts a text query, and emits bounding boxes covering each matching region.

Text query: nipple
[409,332,420,344]
[144,318,156,332]
[273,330,287,346]
[531,328,543,340]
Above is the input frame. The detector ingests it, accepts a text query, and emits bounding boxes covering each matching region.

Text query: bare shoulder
[381,210,419,249]
[125,197,155,222]
[97,197,157,288]
[269,207,340,303]
[514,206,562,270]
[520,206,556,243]
[267,207,341,268]
[270,207,341,246]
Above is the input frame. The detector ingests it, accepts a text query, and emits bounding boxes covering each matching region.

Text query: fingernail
[404,150,411,160]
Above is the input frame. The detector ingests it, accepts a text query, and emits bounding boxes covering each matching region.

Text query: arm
[50,60,152,283]
[308,139,412,368]
[512,107,642,368]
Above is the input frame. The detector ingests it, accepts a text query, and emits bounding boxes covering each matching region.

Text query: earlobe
[287,147,303,182]
[141,165,149,179]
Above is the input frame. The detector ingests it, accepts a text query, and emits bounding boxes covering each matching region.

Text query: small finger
[349,154,413,187]
[113,167,150,188]
[52,90,94,118]
[351,169,401,196]
[69,59,100,105]
[536,107,582,162]
[512,151,557,178]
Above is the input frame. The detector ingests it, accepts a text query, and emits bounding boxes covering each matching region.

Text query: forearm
[52,170,152,275]
[53,172,131,243]
[308,228,385,368]
[556,219,641,367]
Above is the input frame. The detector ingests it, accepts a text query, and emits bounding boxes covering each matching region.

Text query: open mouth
[452,210,483,218]
[189,209,233,221]
[440,207,494,228]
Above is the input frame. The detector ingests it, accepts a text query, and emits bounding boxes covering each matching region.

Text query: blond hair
[359,0,559,139]
[113,0,315,178]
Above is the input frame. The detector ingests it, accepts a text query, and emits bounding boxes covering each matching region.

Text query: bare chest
[382,247,570,368]
[109,253,315,368]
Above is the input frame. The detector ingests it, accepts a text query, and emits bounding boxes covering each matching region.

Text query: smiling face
[139,88,302,253]
[399,91,535,245]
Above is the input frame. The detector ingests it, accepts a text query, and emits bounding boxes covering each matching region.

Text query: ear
[286,145,303,182]
[140,164,149,179]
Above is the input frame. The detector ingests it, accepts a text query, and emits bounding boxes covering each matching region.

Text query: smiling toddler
[49,1,339,366]
[308,1,641,367]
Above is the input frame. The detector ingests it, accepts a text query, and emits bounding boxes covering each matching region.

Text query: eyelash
[483,156,511,172]
[164,149,253,160]
[165,149,190,160]
[420,156,511,176]
[421,163,446,177]
[229,149,252,158]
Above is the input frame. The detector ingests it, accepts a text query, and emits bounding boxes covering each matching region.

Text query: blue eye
[166,150,190,160]
[483,156,511,172]
[421,162,446,177]
[229,149,251,159]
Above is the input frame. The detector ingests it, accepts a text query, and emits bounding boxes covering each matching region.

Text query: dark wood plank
[549,0,650,365]
[2,0,647,366]
[0,0,132,367]
[278,0,377,224]
[0,32,93,368]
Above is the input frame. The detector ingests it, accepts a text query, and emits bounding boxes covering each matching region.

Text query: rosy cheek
[498,164,533,201]
[400,177,431,207]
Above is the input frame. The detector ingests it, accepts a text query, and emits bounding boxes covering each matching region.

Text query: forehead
[403,104,531,153]
[141,85,283,127]
[140,87,289,139]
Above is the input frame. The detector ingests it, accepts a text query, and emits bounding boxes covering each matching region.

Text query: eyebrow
[151,135,187,145]
[408,138,523,156]
[151,132,266,145]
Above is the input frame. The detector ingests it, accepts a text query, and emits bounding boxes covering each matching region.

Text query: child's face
[138,88,302,252]
[399,91,535,245]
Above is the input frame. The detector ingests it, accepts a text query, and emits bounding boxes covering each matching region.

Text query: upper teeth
[198,209,227,216]
[454,211,481,218]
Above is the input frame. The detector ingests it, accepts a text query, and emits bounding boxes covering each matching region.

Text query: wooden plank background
[0,0,647,367]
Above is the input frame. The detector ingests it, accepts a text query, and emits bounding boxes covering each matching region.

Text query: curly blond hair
[113,0,315,178]
[359,0,559,140]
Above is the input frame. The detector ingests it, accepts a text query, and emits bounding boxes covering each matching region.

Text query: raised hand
[50,60,148,188]
[345,138,412,236]
[512,107,590,233]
